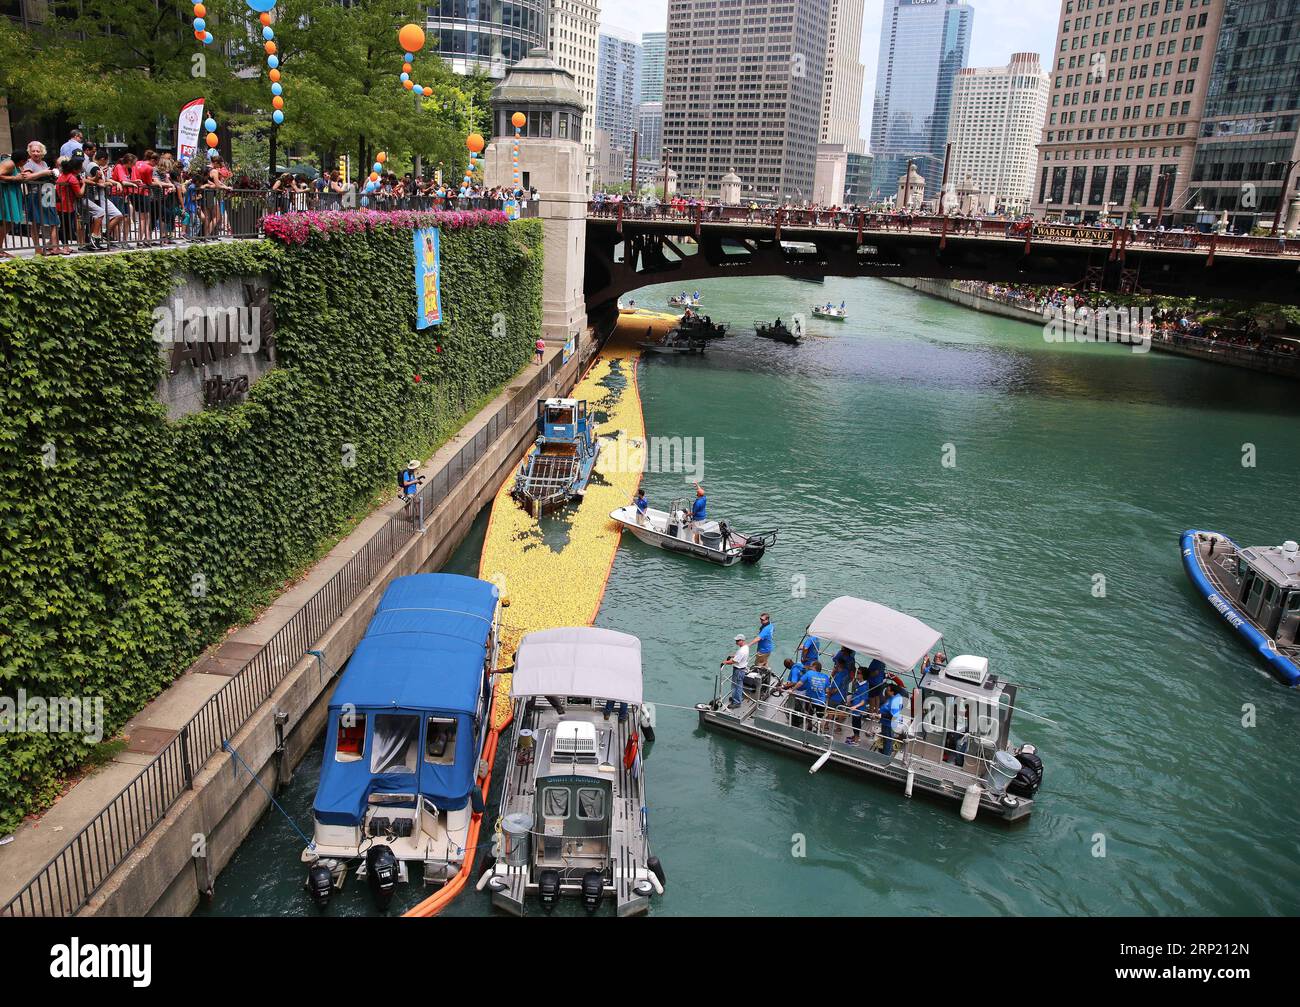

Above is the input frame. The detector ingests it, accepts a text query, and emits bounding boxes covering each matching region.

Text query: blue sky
[598,0,1060,141]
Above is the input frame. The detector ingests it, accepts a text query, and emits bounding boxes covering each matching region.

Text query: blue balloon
[204,117,217,132]
[267,54,279,69]
[372,162,382,173]
[203,32,213,44]
[262,27,274,41]
[404,52,414,62]
[244,0,277,12]
[272,109,284,124]
[400,72,409,82]
[271,83,282,95]
[193,17,205,30]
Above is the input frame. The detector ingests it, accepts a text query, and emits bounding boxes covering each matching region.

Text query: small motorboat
[480,627,665,916]
[755,319,802,344]
[302,574,501,909]
[639,330,706,356]
[669,291,703,307]
[677,312,728,341]
[1181,531,1300,686]
[609,500,776,566]
[812,303,848,321]
[512,398,601,517]
[697,597,1044,823]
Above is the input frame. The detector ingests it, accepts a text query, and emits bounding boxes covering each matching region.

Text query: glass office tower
[868,0,973,200]
[428,0,548,76]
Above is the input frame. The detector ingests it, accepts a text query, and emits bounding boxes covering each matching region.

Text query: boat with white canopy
[696,597,1044,823]
[479,627,665,915]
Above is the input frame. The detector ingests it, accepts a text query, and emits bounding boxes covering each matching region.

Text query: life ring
[623,733,639,770]
[888,674,906,692]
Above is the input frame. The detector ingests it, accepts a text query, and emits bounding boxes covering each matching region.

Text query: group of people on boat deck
[721,615,951,758]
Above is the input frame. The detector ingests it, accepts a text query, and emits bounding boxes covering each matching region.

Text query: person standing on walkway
[722,633,749,709]
[534,337,545,365]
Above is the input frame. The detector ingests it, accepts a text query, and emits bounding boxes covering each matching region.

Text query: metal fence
[0,354,561,918]
[0,182,538,255]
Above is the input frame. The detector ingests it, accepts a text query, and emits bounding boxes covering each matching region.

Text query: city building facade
[869,0,974,201]
[822,0,868,156]
[947,53,1050,214]
[1030,0,1226,225]
[596,27,643,160]
[548,0,600,192]
[663,0,831,201]
[427,0,549,76]
[641,31,668,103]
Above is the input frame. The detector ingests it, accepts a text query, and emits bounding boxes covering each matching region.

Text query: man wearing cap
[721,633,750,709]
[690,482,707,543]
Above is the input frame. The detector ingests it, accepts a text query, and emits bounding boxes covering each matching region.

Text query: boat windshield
[371,714,419,774]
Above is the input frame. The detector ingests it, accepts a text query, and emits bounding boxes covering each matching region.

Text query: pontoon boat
[1181,531,1300,685]
[303,574,500,909]
[479,627,665,916]
[610,501,776,566]
[696,597,1044,823]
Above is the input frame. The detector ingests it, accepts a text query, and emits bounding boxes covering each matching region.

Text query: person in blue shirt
[800,635,820,667]
[865,659,887,715]
[690,483,707,543]
[399,460,420,498]
[633,487,649,526]
[747,613,774,673]
[781,656,807,728]
[785,660,828,732]
[880,682,905,757]
[845,667,874,745]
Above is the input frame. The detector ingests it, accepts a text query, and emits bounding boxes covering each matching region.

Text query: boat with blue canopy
[302,573,501,909]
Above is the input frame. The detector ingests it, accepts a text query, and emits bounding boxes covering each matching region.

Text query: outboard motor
[365,844,399,910]
[306,862,334,909]
[1008,744,1044,797]
[580,870,605,914]
[538,869,561,913]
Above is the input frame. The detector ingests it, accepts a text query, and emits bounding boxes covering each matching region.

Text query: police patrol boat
[696,597,1044,823]
[478,627,665,916]
[609,498,777,566]
[1181,531,1300,686]
[302,574,500,909]
[511,398,602,517]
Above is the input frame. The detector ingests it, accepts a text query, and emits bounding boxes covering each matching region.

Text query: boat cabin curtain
[371,714,419,774]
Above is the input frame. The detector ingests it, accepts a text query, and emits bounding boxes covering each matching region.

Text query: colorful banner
[415,227,442,329]
[177,98,205,167]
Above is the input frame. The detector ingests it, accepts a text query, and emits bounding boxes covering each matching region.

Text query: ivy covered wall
[0,216,544,833]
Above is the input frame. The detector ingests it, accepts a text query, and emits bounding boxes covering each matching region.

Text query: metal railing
[0,182,537,255]
[0,354,561,917]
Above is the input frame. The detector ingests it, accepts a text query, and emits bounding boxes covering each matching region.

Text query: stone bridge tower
[485,48,588,349]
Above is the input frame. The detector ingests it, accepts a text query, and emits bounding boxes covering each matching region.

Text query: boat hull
[1181,530,1300,686]
[610,506,773,566]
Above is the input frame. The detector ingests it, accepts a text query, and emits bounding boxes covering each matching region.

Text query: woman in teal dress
[0,152,26,259]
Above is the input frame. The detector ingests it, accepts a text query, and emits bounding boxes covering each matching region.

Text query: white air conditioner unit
[553,721,599,763]
[943,654,990,686]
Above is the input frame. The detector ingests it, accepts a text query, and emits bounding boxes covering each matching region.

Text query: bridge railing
[0,354,561,918]
[585,202,1299,255]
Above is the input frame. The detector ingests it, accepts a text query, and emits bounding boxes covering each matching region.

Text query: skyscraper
[663,0,831,201]
[596,27,643,159]
[947,54,1050,214]
[869,0,974,200]
[1190,0,1300,231]
[427,0,549,76]
[822,0,867,155]
[1030,0,1225,225]
[547,0,601,192]
[641,31,667,104]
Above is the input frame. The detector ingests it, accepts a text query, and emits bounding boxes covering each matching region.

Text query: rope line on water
[222,740,315,849]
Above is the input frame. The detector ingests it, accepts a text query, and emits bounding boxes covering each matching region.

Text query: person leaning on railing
[0,150,27,258]
[21,140,68,255]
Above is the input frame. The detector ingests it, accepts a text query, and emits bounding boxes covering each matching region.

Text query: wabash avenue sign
[153,281,277,418]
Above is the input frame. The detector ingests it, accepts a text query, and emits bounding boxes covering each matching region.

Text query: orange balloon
[194,28,204,40]
[369,172,379,182]
[269,68,281,82]
[377,152,387,163]
[511,112,526,128]
[403,79,414,90]
[205,132,218,148]
[259,12,271,26]
[272,95,284,110]
[403,62,412,74]
[264,41,276,55]
[421,86,432,96]
[398,23,426,53]
[466,133,485,153]
[193,3,206,17]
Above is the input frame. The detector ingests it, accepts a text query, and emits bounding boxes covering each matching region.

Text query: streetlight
[1266,159,1299,237]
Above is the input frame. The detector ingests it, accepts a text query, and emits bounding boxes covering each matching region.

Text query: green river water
[199,276,1300,917]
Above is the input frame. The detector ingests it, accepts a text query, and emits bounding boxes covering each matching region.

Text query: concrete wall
[883,276,1045,326]
[83,347,590,916]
